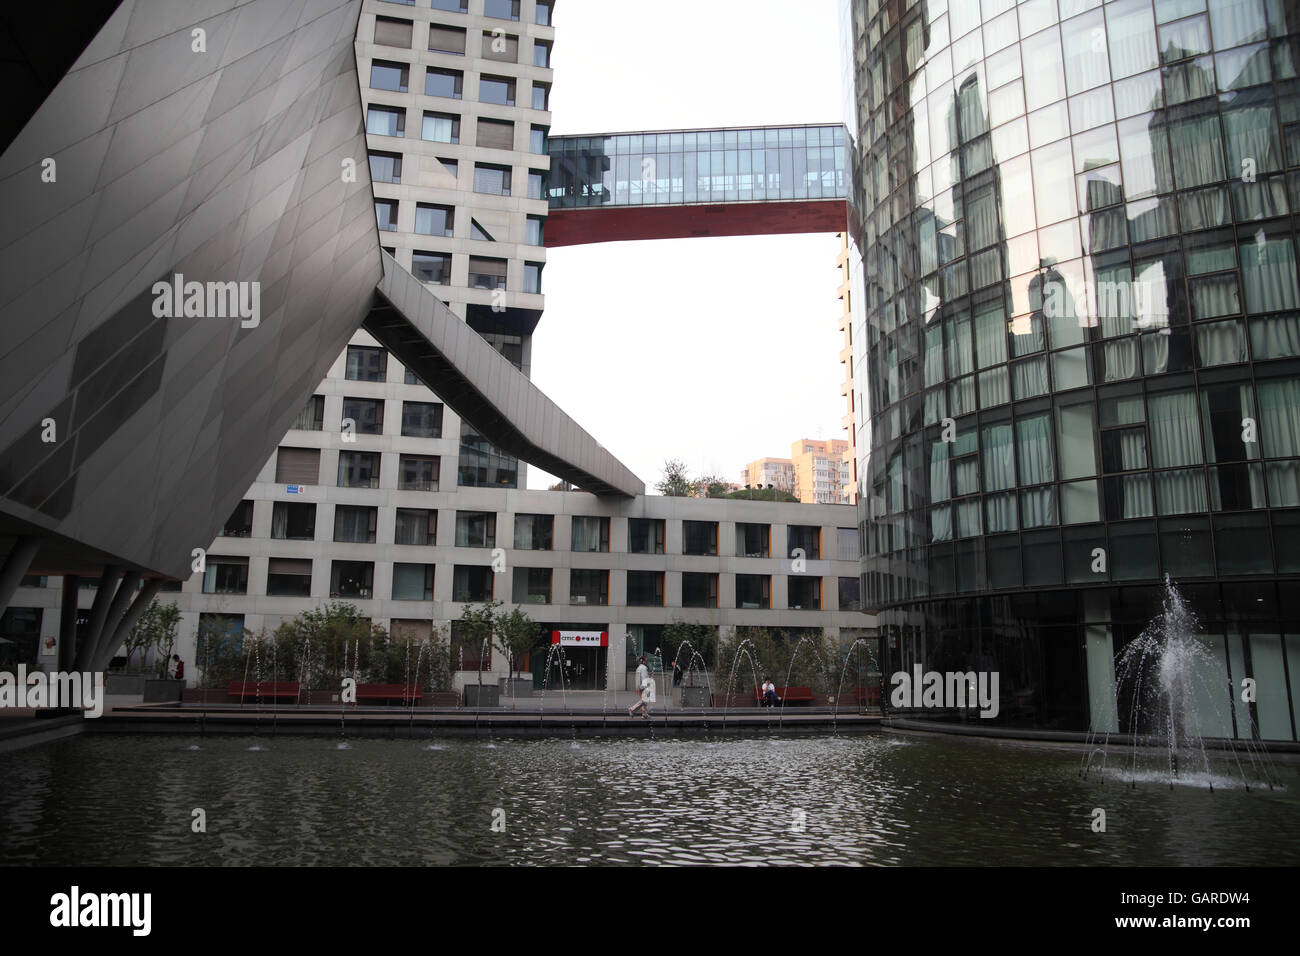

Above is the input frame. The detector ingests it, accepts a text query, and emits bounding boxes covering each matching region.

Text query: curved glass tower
[847,0,1300,735]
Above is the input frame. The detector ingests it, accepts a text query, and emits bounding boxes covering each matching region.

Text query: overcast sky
[527,0,848,490]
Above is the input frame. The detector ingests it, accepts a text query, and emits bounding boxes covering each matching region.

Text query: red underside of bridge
[544,199,849,246]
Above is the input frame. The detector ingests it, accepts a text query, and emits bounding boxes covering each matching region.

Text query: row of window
[381,0,551,24]
[291,394,444,437]
[371,13,552,66]
[222,496,864,560]
[198,555,862,611]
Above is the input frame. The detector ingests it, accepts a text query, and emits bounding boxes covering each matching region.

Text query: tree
[655,458,693,496]
[691,473,730,498]
[494,606,539,679]
[124,600,181,674]
[548,479,572,491]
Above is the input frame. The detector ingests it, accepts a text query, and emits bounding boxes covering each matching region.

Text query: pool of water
[2,732,1297,866]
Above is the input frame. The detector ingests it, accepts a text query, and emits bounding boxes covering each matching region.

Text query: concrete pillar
[0,535,41,616]
[94,579,161,672]
[58,575,79,672]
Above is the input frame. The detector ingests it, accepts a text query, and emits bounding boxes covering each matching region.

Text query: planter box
[498,678,532,698]
[105,675,147,696]
[143,679,184,703]
[463,684,499,707]
[681,686,712,708]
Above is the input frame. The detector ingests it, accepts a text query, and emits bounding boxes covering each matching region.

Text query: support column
[74,565,122,671]
[93,579,161,673]
[0,535,41,616]
[58,574,79,672]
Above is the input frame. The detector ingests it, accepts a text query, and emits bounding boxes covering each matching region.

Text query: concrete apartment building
[740,457,796,495]
[1,0,871,694]
[792,438,853,505]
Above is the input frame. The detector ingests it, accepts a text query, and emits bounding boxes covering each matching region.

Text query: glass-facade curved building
[846,0,1300,736]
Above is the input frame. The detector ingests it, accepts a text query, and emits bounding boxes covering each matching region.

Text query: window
[482,31,519,62]
[458,430,518,487]
[393,563,435,601]
[275,447,319,485]
[484,0,519,20]
[290,395,324,431]
[428,24,466,54]
[474,163,511,195]
[271,502,315,540]
[531,82,549,110]
[337,452,380,488]
[202,557,248,595]
[369,59,409,92]
[682,520,718,556]
[452,565,493,602]
[372,17,413,47]
[736,523,769,557]
[414,203,454,236]
[535,0,551,25]
[838,576,862,611]
[682,572,718,608]
[334,506,377,543]
[514,513,554,550]
[787,525,821,560]
[836,527,861,561]
[422,111,459,143]
[469,256,507,290]
[425,67,462,98]
[400,401,442,437]
[533,40,551,67]
[197,614,244,656]
[346,346,386,382]
[411,251,451,285]
[525,216,544,245]
[330,561,374,599]
[512,567,551,604]
[629,518,665,554]
[477,117,514,150]
[627,571,664,606]
[267,559,312,597]
[456,511,496,548]
[395,508,437,546]
[788,576,822,610]
[736,574,770,609]
[220,500,253,537]
[469,219,495,241]
[523,262,542,294]
[527,169,544,199]
[368,151,402,184]
[431,0,466,10]
[374,198,398,231]
[529,125,547,154]
[342,397,384,435]
[479,75,515,106]
[437,157,458,178]
[366,105,405,136]
[398,454,439,491]
[572,516,610,552]
[570,569,608,605]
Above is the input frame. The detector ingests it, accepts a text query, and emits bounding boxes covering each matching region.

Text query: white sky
[527,0,848,490]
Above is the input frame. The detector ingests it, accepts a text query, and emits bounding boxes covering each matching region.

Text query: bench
[227,681,300,703]
[355,683,423,705]
[854,685,881,707]
[753,686,814,706]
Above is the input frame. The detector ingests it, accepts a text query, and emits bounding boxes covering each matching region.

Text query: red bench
[753,686,814,706]
[854,685,881,707]
[355,683,423,705]
[228,681,300,703]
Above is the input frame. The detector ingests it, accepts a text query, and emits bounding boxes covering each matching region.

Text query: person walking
[628,656,655,719]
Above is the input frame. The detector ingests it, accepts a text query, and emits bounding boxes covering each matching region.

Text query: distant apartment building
[741,458,795,494]
[792,438,853,506]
